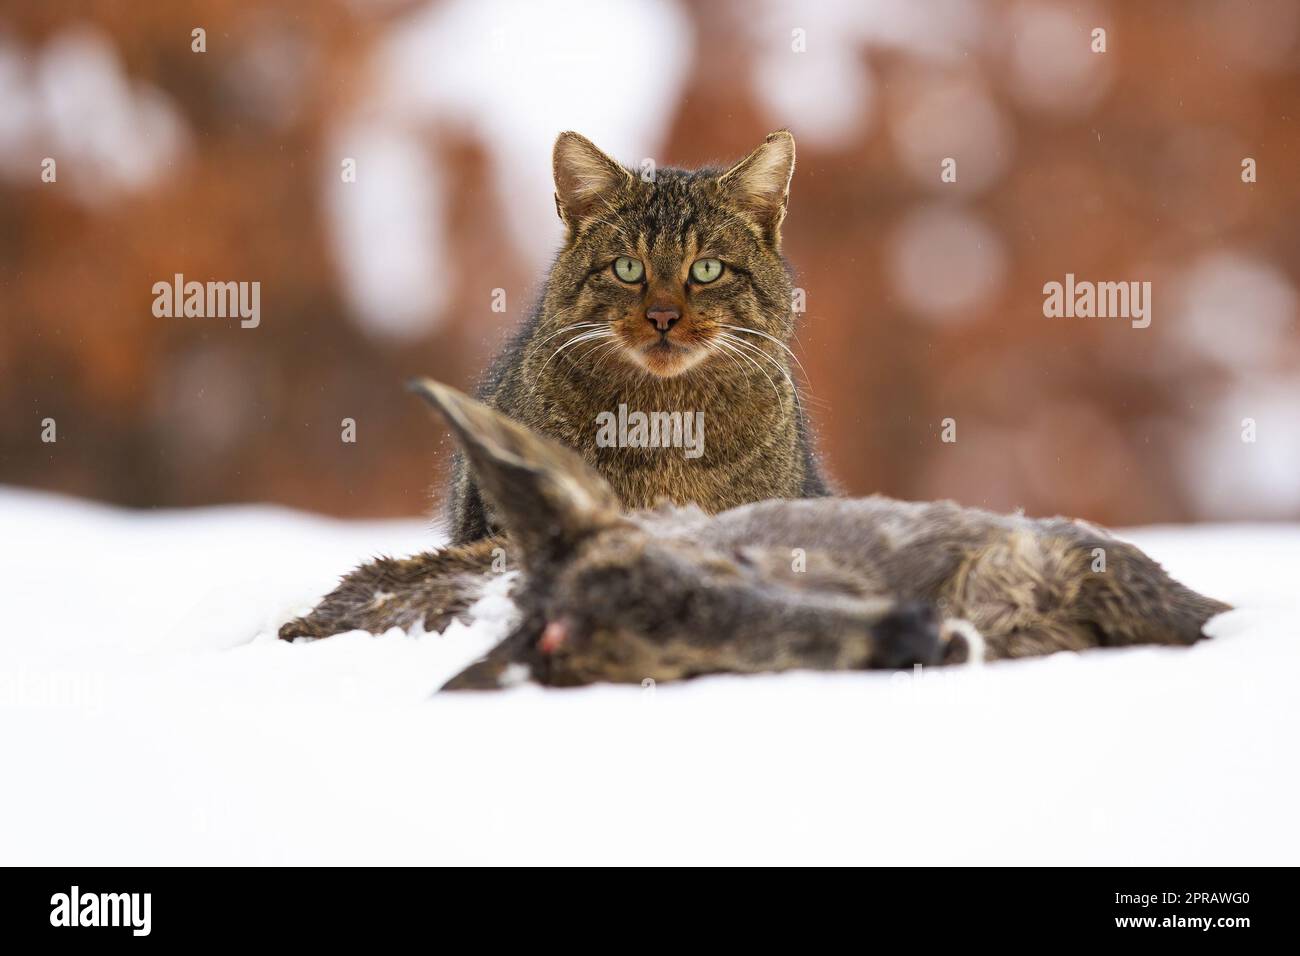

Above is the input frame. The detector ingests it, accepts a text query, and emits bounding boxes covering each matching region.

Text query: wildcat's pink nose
[646,306,681,333]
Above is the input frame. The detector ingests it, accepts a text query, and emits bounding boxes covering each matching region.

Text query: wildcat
[281,131,829,640]
[415,379,1230,689]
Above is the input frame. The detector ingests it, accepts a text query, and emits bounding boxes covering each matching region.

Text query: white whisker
[540,328,615,375]
[720,324,809,381]
[534,321,605,348]
[713,335,782,405]
[719,331,794,399]
[702,338,749,385]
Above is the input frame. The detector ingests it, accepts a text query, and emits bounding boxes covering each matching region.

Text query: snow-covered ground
[1,486,1296,865]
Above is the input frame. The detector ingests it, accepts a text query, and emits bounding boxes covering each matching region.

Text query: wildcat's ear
[719,130,796,241]
[407,378,622,564]
[552,131,634,228]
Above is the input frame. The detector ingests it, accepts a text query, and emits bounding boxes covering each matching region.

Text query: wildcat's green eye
[690,258,723,283]
[613,256,644,283]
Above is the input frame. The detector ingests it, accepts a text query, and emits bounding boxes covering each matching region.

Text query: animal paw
[869,601,944,668]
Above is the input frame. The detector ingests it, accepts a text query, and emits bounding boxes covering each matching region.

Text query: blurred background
[1,0,1297,525]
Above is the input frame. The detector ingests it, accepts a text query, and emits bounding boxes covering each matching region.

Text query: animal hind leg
[1071,537,1230,648]
[942,530,1096,660]
[278,537,508,640]
[947,528,1230,659]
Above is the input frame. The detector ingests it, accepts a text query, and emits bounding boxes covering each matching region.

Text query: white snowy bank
[1,486,1297,865]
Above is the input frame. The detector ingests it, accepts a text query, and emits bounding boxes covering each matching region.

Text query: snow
[2,486,1297,865]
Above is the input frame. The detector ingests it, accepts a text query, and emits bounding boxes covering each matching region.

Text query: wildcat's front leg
[279,538,507,639]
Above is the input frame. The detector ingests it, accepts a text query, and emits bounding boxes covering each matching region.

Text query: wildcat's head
[543,131,797,379]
